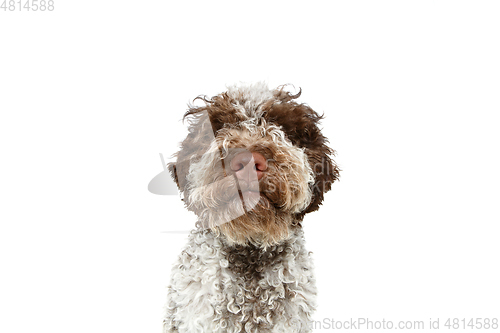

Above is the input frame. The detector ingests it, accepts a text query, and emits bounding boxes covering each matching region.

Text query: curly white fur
[163,228,317,333]
[226,82,276,118]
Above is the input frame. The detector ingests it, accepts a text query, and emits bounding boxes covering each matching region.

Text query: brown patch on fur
[187,93,245,133]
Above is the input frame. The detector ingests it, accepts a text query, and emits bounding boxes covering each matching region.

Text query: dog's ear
[293,104,339,218]
[265,97,340,219]
[302,138,339,215]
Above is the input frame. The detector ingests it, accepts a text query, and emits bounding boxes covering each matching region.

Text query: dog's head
[170,83,339,248]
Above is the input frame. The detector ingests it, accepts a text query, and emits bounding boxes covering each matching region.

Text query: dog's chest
[212,238,315,332]
[165,230,317,333]
[223,243,293,309]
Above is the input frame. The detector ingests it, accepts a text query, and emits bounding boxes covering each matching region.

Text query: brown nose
[230,151,267,181]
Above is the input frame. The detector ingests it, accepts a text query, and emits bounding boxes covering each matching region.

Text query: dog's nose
[230,151,267,181]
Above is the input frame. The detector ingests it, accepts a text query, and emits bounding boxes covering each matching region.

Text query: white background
[1,1,499,332]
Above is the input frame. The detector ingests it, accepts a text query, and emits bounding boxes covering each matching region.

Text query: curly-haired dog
[163,83,339,333]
